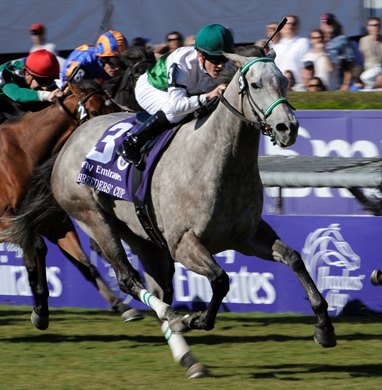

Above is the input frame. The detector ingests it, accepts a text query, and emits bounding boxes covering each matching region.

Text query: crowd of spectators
[266,13,382,92]
[2,14,382,97]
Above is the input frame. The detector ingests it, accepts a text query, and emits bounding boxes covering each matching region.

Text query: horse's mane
[71,79,105,93]
[218,45,265,85]
[120,46,156,69]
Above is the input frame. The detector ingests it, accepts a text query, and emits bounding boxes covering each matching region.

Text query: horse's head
[61,80,121,124]
[51,80,121,155]
[224,51,299,147]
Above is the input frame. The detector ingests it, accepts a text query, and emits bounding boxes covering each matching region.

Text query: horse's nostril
[276,123,289,132]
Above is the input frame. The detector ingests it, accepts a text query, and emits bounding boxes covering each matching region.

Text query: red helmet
[25,49,60,79]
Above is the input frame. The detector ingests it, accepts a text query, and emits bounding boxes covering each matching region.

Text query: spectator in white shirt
[302,29,336,91]
[359,17,382,89]
[273,15,309,87]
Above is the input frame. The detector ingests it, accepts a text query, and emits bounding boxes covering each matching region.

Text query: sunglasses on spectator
[203,54,228,65]
[167,37,181,42]
[310,35,323,40]
[308,83,323,88]
[30,30,43,36]
[368,23,380,27]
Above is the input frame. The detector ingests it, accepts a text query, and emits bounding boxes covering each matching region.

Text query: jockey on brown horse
[0,49,63,123]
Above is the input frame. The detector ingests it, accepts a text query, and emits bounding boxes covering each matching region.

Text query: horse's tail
[0,154,65,247]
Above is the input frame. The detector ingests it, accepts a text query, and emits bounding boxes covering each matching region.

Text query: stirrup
[116,141,145,169]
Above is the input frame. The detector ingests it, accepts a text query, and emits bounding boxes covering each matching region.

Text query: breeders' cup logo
[302,223,365,314]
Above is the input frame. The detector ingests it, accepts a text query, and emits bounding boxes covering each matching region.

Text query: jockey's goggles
[33,76,56,89]
[100,57,124,69]
[203,53,228,65]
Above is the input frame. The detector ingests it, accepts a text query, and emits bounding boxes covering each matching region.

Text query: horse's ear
[267,49,276,60]
[223,52,247,68]
[68,82,81,95]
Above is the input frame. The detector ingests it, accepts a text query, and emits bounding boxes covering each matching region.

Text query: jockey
[117,23,234,167]
[0,49,62,122]
[61,30,128,84]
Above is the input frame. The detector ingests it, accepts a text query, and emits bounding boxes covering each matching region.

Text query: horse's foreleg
[173,230,230,332]
[24,236,50,330]
[252,219,336,348]
[161,320,209,379]
[131,240,209,378]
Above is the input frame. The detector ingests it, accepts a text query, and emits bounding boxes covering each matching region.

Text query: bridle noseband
[219,57,295,137]
[57,90,109,125]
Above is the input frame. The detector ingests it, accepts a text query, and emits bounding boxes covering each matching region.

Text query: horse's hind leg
[250,219,336,348]
[45,222,143,322]
[24,236,50,330]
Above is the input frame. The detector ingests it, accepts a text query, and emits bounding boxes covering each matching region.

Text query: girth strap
[132,167,168,250]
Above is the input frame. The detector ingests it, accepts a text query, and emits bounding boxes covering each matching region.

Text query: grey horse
[7,52,336,377]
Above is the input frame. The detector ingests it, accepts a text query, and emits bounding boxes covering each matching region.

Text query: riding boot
[117,110,172,166]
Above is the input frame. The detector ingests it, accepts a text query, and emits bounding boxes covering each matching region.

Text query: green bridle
[220,56,295,136]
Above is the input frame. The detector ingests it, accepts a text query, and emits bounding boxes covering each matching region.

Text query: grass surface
[288,91,382,110]
[1,305,382,390]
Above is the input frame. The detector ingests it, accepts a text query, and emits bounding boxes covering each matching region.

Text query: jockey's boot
[117,110,172,166]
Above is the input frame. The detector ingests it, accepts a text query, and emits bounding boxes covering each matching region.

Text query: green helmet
[195,24,234,55]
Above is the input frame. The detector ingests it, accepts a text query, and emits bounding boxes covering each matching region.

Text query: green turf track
[1,305,382,390]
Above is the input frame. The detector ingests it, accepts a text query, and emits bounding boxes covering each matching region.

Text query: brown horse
[0,80,142,329]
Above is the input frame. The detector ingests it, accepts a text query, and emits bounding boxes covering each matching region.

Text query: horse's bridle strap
[219,94,252,124]
[218,57,295,136]
[57,90,106,125]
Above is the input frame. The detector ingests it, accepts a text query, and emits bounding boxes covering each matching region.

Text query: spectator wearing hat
[320,13,355,90]
[272,15,310,86]
[29,23,57,55]
[359,17,382,89]
[302,28,336,90]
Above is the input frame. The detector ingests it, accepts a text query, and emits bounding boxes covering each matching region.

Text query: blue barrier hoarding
[261,110,382,215]
[1,215,381,316]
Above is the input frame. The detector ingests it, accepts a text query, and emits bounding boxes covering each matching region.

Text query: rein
[219,57,295,137]
[57,90,107,125]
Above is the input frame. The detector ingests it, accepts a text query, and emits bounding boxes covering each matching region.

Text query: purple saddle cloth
[77,116,174,203]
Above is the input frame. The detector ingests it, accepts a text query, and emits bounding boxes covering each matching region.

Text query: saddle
[77,113,177,249]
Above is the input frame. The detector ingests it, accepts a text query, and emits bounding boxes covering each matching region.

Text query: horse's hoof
[31,310,49,331]
[371,269,382,285]
[168,314,192,334]
[121,308,145,322]
[182,311,213,331]
[186,362,211,379]
[314,327,337,348]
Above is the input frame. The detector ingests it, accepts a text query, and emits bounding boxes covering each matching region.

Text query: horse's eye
[251,82,260,89]
[91,111,99,116]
